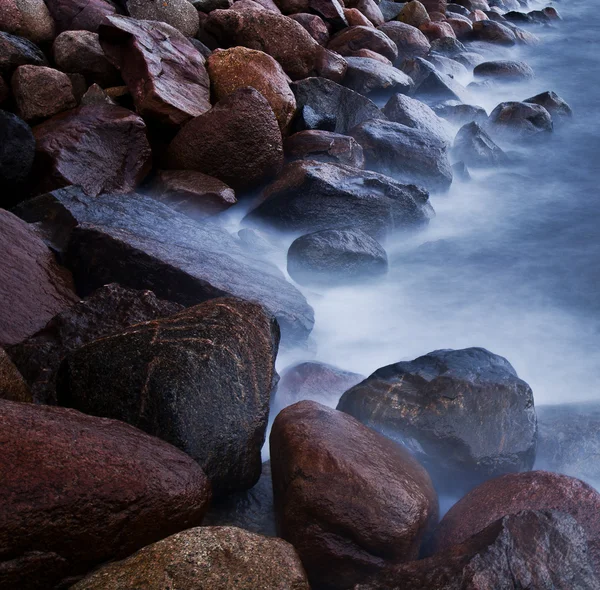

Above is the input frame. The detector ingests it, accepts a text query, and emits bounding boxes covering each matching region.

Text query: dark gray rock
[0,31,47,74]
[343,56,413,98]
[401,57,469,103]
[488,100,553,140]
[431,100,488,126]
[378,0,404,21]
[474,59,534,81]
[429,37,466,58]
[378,21,430,64]
[425,55,468,81]
[453,121,509,168]
[524,90,573,123]
[284,130,365,168]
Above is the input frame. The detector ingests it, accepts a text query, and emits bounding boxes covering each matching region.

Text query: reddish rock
[0,399,211,590]
[126,0,199,37]
[0,347,32,402]
[290,13,330,45]
[397,1,430,27]
[419,20,456,40]
[0,31,47,74]
[378,22,431,63]
[469,8,488,21]
[32,103,152,196]
[471,19,516,44]
[0,0,55,44]
[285,130,365,168]
[349,0,384,26]
[0,211,77,348]
[328,25,398,63]
[344,8,373,27]
[421,0,446,13]
[342,55,413,97]
[46,0,117,33]
[446,16,472,38]
[270,401,438,590]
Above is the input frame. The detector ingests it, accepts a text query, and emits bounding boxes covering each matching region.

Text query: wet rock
[7,283,182,405]
[343,56,413,97]
[504,10,531,24]
[357,511,600,590]
[397,1,430,28]
[338,348,537,495]
[471,19,516,44]
[348,0,384,26]
[378,22,431,64]
[271,401,438,590]
[0,109,35,202]
[291,76,384,135]
[474,59,533,81]
[446,15,473,38]
[126,0,199,37]
[290,13,330,45]
[99,15,211,127]
[419,20,456,41]
[453,121,508,167]
[0,31,47,74]
[328,25,398,63]
[350,118,453,192]
[207,46,296,131]
[0,399,211,590]
[525,90,573,123]
[32,103,152,196]
[284,130,365,168]
[429,36,466,57]
[431,99,487,125]
[487,100,553,140]
[0,211,77,348]
[343,7,373,27]
[288,228,388,286]
[0,347,32,402]
[244,160,434,239]
[278,0,347,29]
[14,186,313,343]
[166,87,283,191]
[71,526,309,590]
[0,0,55,44]
[425,54,468,80]
[46,0,117,33]
[402,57,469,102]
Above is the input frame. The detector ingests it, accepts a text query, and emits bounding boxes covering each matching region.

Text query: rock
[343,56,413,97]
[244,160,434,239]
[278,0,347,29]
[13,186,313,343]
[52,30,121,88]
[525,90,573,123]
[11,65,76,122]
[431,99,487,125]
[0,347,31,402]
[32,103,152,196]
[338,348,537,495]
[7,283,182,405]
[378,0,403,22]
[271,401,438,590]
[426,54,467,80]
[58,298,279,496]
[504,10,531,23]
[166,88,283,191]
[429,36,465,57]
[328,25,398,63]
[487,100,553,140]
[378,22,431,64]
[473,59,533,80]
[71,526,309,590]
[344,7,375,27]
[419,20,456,41]
[290,13,330,45]
[350,118,453,192]
[0,77,7,104]
[99,16,211,128]
[446,3,470,16]
[205,6,347,81]
[356,511,600,590]
[446,15,472,38]
[285,130,365,168]
[0,211,77,348]
[288,228,388,286]
[207,46,296,132]
[0,0,55,44]
[421,0,446,12]
[0,399,211,590]
[471,19,516,44]
[45,0,117,33]
[452,160,470,181]
[402,57,468,103]
[453,121,508,168]
[0,109,35,202]
[0,31,47,74]
[290,76,384,135]
[126,0,199,37]
[349,0,384,26]
[398,1,430,28]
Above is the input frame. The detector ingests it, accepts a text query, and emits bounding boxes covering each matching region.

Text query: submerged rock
[453,121,509,168]
[343,56,413,97]
[487,100,553,140]
[525,90,573,123]
[431,99,488,126]
[474,59,534,81]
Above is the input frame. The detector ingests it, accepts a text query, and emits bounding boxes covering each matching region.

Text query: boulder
[471,19,516,44]
[207,46,296,131]
[402,57,468,102]
[425,54,467,79]
[166,87,283,191]
[270,401,438,590]
[378,22,431,64]
[244,160,434,239]
[473,59,534,80]
[284,130,365,168]
[421,0,447,12]
[453,121,508,167]
[419,20,456,40]
[290,13,330,45]
[7,283,182,405]
[126,0,199,37]
[99,16,211,128]
[32,103,152,196]
[344,7,374,27]
[338,348,537,495]
[431,99,487,125]
[0,31,47,74]
[487,101,553,140]
[45,0,117,33]
[277,0,347,29]
[349,0,384,26]
[446,15,472,37]
[342,56,413,97]
[0,347,31,402]
[0,399,211,590]
[0,0,55,44]
[328,25,398,63]
[525,90,573,123]
[397,1,430,28]
[71,527,309,590]
[0,109,35,203]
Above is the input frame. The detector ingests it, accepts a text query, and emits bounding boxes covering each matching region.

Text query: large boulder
[244,160,434,239]
[32,103,152,196]
[0,31,47,74]
[524,90,573,123]
[487,101,553,140]
[473,59,534,81]
[378,22,431,64]
[13,187,314,343]
[0,399,211,590]
[7,284,182,405]
[45,0,117,33]
[99,16,210,127]
[338,348,537,495]
[126,0,199,37]
[342,56,413,98]
[71,527,309,590]
[271,401,438,590]
[284,130,365,168]
[327,25,398,63]
[0,347,31,402]
[453,121,508,168]
[166,87,283,191]
[0,0,55,44]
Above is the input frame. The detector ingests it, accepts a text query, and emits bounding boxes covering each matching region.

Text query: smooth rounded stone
[348,0,384,26]
[432,99,487,125]
[0,399,211,590]
[58,298,279,497]
[471,19,516,44]
[350,118,453,192]
[421,0,446,12]
[504,10,531,23]
[290,76,384,135]
[71,526,309,590]
[277,0,347,30]
[397,1,430,28]
[425,54,468,80]
[338,348,536,495]
[11,65,77,122]
[446,16,473,38]
[525,90,573,123]
[429,36,465,57]
[507,23,539,46]
[527,9,553,25]
[271,401,438,590]
[244,160,434,240]
[419,20,456,41]
[0,0,55,44]
[0,211,77,348]
[402,57,469,103]
[6,284,182,405]
[378,22,431,64]
[290,13,330,45]
[453,50,484,67]
[208,47,296,132]
[284,130,365,168]
[45,0,117,33]
[342,56,413,97]
[453,121,508,167]
[474,59,533,80]
[53,30,120,88]
[378,0,404,22]
[0,347,32,402]
[126,0,199,36]
[0,109,34,200]
[166,88,283,192]
[235,0,282,12]
[356,511,600,590]
[344,7,374,27]
[287,228,388,286]
[328,25,398,63]
[100,16,211,128]
[205,6,347,81]
[487,100,553,140]
[446,2,470,16]
[0,31,47,74]
[32,103,152,196]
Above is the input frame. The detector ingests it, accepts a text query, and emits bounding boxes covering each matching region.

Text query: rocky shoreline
[0,0,595,588]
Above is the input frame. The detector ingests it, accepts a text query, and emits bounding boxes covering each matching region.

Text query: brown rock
[0,0,55,44]
[290,13,330,45]
[344,7,373,27]
[166,87,283,192]
[284,130,365,168]
[207,47,296,132]
[328,25,398,62]
[0,399,211,590]
[71,527,309,590]
[126,0,199,37]
[0,211,77,348]
[349,0,384,26]
[271,401,438,590]
[46,0,117,33]
[397,1,430,27]
[0,347,31,402]
[0,31,47,74]
[419,20,456,40]
[99,16,210,128]
[32,103,152,196]
[421,0,446,13]
[378,22,431,63]
[11,65,76,122]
